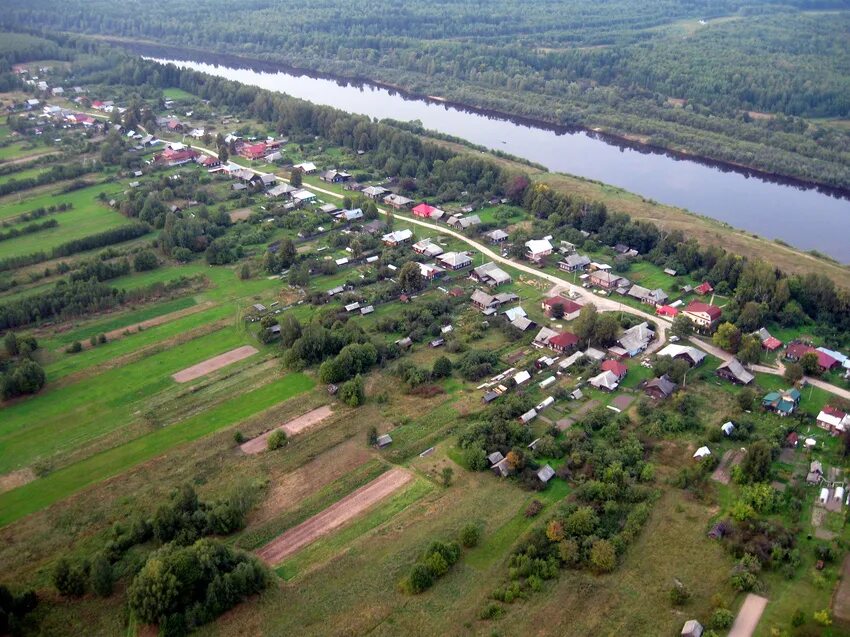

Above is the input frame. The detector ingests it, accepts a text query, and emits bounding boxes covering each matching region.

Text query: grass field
[0,371,315,526]
[0,180,120,222]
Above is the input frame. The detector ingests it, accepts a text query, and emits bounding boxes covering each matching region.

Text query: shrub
[52,558,87,597]
[460,524,481,548]
[710,608,734,629]
[233,431,245,444]
[339,374,365,407]
[66,341,82,353]
[90,554,113,597]
[524,499,544,518]
[267,429,287,451]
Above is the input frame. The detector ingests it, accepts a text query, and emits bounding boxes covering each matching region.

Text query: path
[171,345,258,382]
[239,405,333,454]
[832,555,850,622]
[255,468,412,565]
[728,593,768,637]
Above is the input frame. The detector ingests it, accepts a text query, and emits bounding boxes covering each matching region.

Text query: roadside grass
[0,372,315,527]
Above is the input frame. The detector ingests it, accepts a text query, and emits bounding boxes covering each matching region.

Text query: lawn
[162,87,196,100]
[0,180,121,222]
[0,372,315,527]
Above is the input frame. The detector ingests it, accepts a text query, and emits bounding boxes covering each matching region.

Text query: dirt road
[171,345,258,382]
[240,405,333,454]
[256,468,412,565]
[729,593,768,637]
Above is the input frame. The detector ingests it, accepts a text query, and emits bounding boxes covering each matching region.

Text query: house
[656,344,706,367]
[418,263,445,280]
[525,238,553,263]
[762,388,801,416]
[584,347,606,362]
[681,620,703,637]
[412,238,444,258]
[656,304,679,318]
[265,151,283,162]
[537,465,556,484]
[411,202,442,218]
[695,282,714,296]
[693,446,711,460]
[472,262,511,287]
[487,451,504,467]
[362,185,388,200]
[267,183,296,198]
[197,154,221,169]
[383,193,414,209]
[492,457,511,478]
[533,326,560,348]
[756,328,783,351]
[157,143,199,166]
[447,214,481,231]
[716,357,754,385]
[807,460,824,484]
[548,332,580,354]
[293,162,317,173]
[558,351,584,371]
[785,342,839,371]
[514,370,531,386]
[627,284,668,306]
[471,289,500,313]
[376,434,393,448]
[503,306,527,323]
[589,370,620,392]
[320,169,351,183]
[336,208,364,223]
[541,296,583,320]
[559,254,591,272]
[682,301,722,329]
[601,359,628,379]
[589,270,626,290]
[437,251,472,270]
[259,173,277,188]
[239,142,270,160]
[382,229,414,246]
[817,347,848,370]
[618,322,654,357]
[816,406,850,434]
[645,374,677,400]
[511,316,535,331]
[485,229,509,243]
[721,421,735,436]
[291,189,316,205]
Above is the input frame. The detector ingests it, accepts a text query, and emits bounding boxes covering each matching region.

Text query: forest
[1,0,850,187]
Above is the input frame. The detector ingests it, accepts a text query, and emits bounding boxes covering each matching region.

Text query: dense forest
[2,0,850,187]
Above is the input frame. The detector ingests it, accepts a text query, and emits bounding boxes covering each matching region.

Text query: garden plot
[256,468,412,565]
[172,345,258,382]
[240,405,333,454]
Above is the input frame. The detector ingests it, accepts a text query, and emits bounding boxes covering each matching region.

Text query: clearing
[240,405,334,454]
[832,555,850,622]
[728,593,768,637]
[712,448,745,484]
[256,468,412,565]
[172,345,259,382]
[228,207,253,221]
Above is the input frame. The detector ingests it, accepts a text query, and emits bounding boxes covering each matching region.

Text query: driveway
[729,594,768,637]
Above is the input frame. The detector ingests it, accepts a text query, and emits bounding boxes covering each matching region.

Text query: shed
[487,451,505,466]
[820,488,829,504]
[537,465,556,484]
[693,446,711,459]
[376,434,393,448]
[681,620,703,637]
[721,421,735,436]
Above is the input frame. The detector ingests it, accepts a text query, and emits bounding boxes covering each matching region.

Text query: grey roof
[471,289,497,307]
[646,374,677,397]
[487,451,504,465]
[717,357,754,384]
[511,316,534,331]
[376,434,393,447]
[486,229,509,241]
[537,465,556,483]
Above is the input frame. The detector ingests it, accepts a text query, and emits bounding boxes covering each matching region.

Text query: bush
[52,558,87,597]
[524,499,544,518]
[339,374,365,407]
[710,608,734,629]
[90,554,113,597]
[133,250,159,272]
[460,523,481,548]
[233,431,245,444]
[66,341,82,353]
[669,580,691,606]
[267,429,287,451]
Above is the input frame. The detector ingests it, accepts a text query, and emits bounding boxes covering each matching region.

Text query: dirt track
[240,405,333,454]
[80,301,215,350]
[833,555,850,622]
[256,468,412,565]
[729,593,768,637]
[172,345,258,383]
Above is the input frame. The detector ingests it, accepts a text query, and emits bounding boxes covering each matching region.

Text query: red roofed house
[601,359,628,379]
[239,142,269,160]
[197,155,221,168]
[682,301,721,329]
[784,342,839,371]
[656,305,678,318]
[541,296,583,320]
[763,336,782,351]
[91,100,104,109]
[412,203,439,218]
[695,282,714,295]
[548,332,579,353]
[159,146,199,166]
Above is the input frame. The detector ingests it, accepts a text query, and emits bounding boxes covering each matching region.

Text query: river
[144,51,850,263]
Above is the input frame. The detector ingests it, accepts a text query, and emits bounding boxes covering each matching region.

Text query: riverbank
[97,36,850,195]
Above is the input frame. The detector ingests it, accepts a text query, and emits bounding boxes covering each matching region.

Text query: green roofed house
[762,388,801,416]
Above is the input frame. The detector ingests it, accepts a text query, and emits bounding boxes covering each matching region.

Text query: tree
[573,305,597,344]
[367,425,378,446]
[339,374,365,407]
[262,250,279,274]
[239,263,251,280]
[441,467,454,487]
[737,387,756,411]
[407,563,434,593]
[133,250,158,272]
[589,539,616,573]
[432,356,452,379]
[289,167,302,187]
[53,558,87,597]
[267,429,287,450]
[737,335,762,364]
[4,331,18,356]
[91,554,113,597]
[737,301,765,332]
[713,322,741,352]
[278,238,297,268]
[784,362,804,384]
[279,315,302,348]
[550,302,564,320]
[800,351,821,376]
[460,523,481,548]
[398,261,425,293]
[738,440,772,483]
[671,314,693,339]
